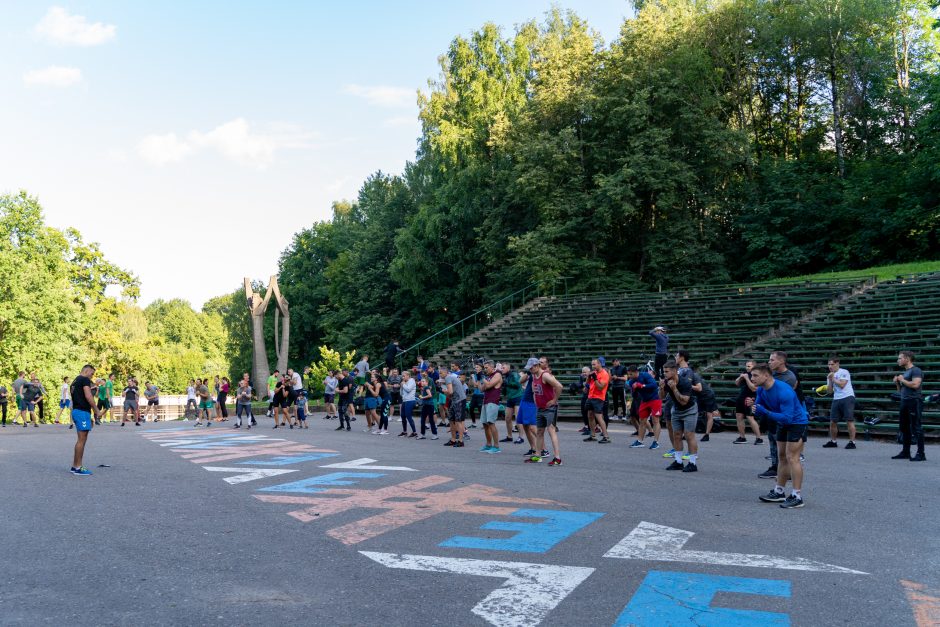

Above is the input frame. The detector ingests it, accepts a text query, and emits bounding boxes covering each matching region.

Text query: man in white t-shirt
[824,356,856,449]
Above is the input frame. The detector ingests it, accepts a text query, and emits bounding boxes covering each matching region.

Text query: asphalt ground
[1,413,938,626]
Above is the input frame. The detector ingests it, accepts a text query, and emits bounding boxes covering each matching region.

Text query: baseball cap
[525,357,539,370]
[597,356,606,367]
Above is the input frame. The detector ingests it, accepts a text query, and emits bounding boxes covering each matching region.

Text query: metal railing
[397,277,570,369]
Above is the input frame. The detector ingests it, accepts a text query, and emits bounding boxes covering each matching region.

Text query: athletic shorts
[147,399,159,406]
[72,409,93,432]
[364,397,378,410]
[735,395,755,416]
[59,399,71,409]
[481,403,499,424]
[97,398,111,410]
[438,393,447,405]
[776,423,808,442]
[198,400,214,410]
[671,405,698,433]
[829,396,856,422]
[287,389,299,404]
[516,401,537,425]
[277,397,291,408]
[638,399,662,421]
[505,397,520,408]
[587,398,605,415]
[391,392,402,405]
[324,393,335,404]
[25,402,36,412]
[17,398,27,411]
[449,402,466,423]
[124,400,138,411]
[698,393,719,413]
[469,395,483,409]
[536,405,558,429]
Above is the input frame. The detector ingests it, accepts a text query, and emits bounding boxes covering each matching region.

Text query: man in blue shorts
[70,364,100,476]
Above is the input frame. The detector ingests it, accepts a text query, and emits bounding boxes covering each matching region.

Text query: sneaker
[598,437,611,444]
[682,463,698,473]
[454,441,464,447]
[499,437,513,443]
[468,424,477,429]
[910,453,927,462]
[649,441,660,450]
[540,450,549,457]
[799,453,805,462]
[733,437,747,444]
[463,433,470,440]
[845,441,856,449]
[398,432,408,437]
[430,435,439,440]
[780,495,804,509]
[525,455,542,463]
[579,427,590,435]
[444,440,455,447]
[480,446,493,452]
[583,436,597,442]
[759,489,786,503]
[548,458,562,466]
[665,461,684,470]
[523,449,536,456]
[629,440,644,448]
[416,435,426,440]
[681,454,690,461]
[513,437,524,444]
[892,451,911,459]
[758,467,777,479]
[346,426,351,431]
[663,449,676,458]
[409,433,418,438]
[335,425,345,431]
[754,438,763,444]
[630,430,639,436]
[70,466,92,476]
[489,448,501,454]
[438,421,447,427]
[823,441,837,448]
[379,430,389,435]
[700,434,710,442]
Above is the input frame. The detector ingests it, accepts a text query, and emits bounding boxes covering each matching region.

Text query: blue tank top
[522,377,534,403]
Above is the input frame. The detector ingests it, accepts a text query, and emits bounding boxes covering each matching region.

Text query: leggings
[217,393,228,418]
[379,400,390,430]
[611,388,627,416]
[236,403,253,426]
[580,394,589,426]
[420,403,438,435]
[401,400,416,433]
[1,403,5,425]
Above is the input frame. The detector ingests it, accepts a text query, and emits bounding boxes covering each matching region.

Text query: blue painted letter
[257,471,384,494]
[440,509,604,553]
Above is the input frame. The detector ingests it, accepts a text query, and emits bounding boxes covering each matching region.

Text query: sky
[1,1,632,308]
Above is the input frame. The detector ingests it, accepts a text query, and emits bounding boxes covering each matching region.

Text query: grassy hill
[764,260,940,284]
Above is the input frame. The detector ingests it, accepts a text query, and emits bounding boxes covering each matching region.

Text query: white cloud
[22,65,82,87]
[343,84,415,108]
[35,6,116,46]
[137,118,316,168]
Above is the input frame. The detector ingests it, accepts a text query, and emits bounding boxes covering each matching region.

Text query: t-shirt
[0,386,7,404]
[144,385,159,400]
[388,374,402,393]
[755,380,808,425]
[650,331,669,354]
[444,373,466,402]
[105,380,115,399]
[588,369,609,401]
[237,385,253,403]
[736,372,756,398]
[505,371,523,400]
[355,360,369,377]
[197,384,210,399]
[900,366,924,400]
[60,383,69,401]
[831,368,855,400]
[12,377,26,397]
[419,381,437,406]
[609,365,627,389]
[70,375,94,412]
[629,371,659,403]
[291,372,303,391]
[401,378,417,402]
[342,375,356,401]
[773,369,798,390]
[186,386,196,400]
[123,385,139,401]
[267,375,277,397]
[324,376,338,395]
[472,372,485,396]
[384,343,399,362]
[22,383,42,403]
[665,376,696,412]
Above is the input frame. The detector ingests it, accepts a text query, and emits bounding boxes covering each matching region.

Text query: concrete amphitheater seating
[429,273,939,435]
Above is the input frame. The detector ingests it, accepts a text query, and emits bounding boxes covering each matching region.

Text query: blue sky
[1,2,632,307]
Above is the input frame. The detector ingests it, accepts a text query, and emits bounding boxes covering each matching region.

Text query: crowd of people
[7,327,930,499]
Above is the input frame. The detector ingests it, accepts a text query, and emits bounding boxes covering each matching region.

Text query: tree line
[264,0,939,367]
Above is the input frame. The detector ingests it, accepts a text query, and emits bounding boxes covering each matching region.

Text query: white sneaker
[364,428,372,433]
[379,430,389,435]
[430,435,439,440]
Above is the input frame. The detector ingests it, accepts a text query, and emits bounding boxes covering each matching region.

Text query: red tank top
[532,372,556,409]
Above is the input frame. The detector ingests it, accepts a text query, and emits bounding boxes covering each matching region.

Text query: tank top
[522,377,534,403]
[483,374,501,404]
[532,373,556,410]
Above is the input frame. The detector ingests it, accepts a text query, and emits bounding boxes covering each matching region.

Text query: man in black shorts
[733,360,762,444]
[442,363,467,447]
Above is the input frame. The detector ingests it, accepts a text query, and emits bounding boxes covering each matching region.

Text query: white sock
[792,489,802,499]
[689,454,697,464]
[674,452,682,462]
[774,485,784,495]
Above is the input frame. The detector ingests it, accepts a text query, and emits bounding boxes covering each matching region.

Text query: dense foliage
[0,191,231,392]
[271,0,940,363]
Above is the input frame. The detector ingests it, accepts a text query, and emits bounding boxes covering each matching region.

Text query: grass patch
[762,260,940,284]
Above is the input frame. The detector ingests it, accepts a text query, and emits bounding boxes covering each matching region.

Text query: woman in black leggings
[374,373,392,435]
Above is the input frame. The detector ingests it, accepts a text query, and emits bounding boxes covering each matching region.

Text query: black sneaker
[845,441,856,449]
[910,453,927,462]
[733,437,747,444]
[780,495,804,509]
[455,441,465,448]
[583,436,597,442]
[444,440,455,447]
[892,451,911,460]
[335,425,345,431]
[823,441,837,448]
[754,437,763,444]
[682,462,698,472]
[758,467,777,479]
[523,449,536,456]
[598,437,610,444]
[666,461,684,470]
[346,426,351,431]
[499,437,513,443]
[759,489,786,503]
[700,434,709,442]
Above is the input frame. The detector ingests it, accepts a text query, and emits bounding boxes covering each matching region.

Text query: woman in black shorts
[733,360,762,444]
